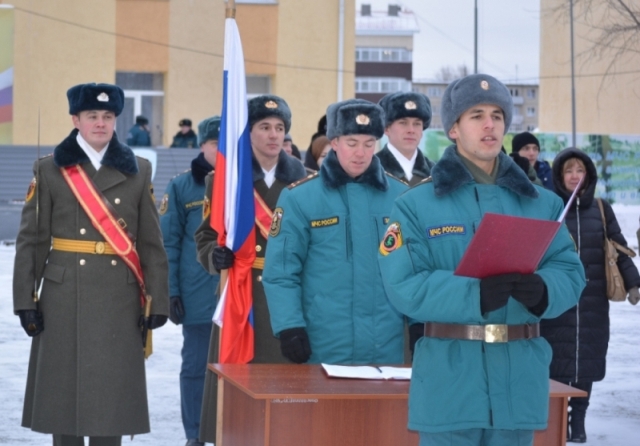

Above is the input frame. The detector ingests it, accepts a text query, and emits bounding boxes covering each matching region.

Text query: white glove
[628,287,640,305]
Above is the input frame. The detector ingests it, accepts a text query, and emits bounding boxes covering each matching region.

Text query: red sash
[61,165,147,307]
[254,189,273,239]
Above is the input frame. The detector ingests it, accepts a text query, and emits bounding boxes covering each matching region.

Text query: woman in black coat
[540,148,640,443]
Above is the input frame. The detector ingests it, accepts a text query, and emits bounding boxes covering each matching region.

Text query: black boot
[570,413,587,443]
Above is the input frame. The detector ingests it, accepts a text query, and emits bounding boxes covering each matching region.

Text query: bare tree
[434,65,470,82]
[548,0,640,83]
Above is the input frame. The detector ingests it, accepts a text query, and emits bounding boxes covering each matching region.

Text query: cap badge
[480,80,489,90]
[97,92,109,102]
[404,100,417,110]
[265,100,278,109]
[356,114,370,125]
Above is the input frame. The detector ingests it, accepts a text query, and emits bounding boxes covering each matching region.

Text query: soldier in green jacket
[378,74,586,446]
[13,83,169,446]
[262,99,409,365]
[194,95,306,444]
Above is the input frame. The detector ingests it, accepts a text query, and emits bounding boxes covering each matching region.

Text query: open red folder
[454,213,561,278]
[454,177,582,279]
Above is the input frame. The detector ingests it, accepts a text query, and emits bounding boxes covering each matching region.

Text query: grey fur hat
[67,83,125,116]
[248,95,291,134]
[378,92,432,129]
[326,99,385,140]
[441,74,513,141]
[197,115,221,146]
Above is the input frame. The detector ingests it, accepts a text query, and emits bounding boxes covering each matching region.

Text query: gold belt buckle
[484,324,508,343]
[95,241,106,254]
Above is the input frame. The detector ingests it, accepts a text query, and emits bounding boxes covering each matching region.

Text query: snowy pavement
[1,205,639,445]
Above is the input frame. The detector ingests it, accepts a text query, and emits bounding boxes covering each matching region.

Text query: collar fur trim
[53,129,139,174]
[320,149,388,191]
[377,145,433,180]
[251,149,306,185]
[432,145,538,198]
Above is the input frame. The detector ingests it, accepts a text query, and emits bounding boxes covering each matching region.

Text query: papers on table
[321,363,411,380]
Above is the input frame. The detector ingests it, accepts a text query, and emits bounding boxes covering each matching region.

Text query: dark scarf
[53,128,139,174]
[376,145,433,180]
[320,149,388,191]
[431,145,538,198]
[191,152,213,185]
[251,149,307,185]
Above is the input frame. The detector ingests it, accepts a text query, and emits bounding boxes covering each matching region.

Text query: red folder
[454,213,561,279]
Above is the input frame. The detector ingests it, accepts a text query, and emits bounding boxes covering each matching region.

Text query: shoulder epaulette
[411,176,433,188]
[170,169,191,180]
[384,171,407,185]
[288,171,319,189]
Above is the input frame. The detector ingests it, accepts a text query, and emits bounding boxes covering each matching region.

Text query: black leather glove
[169,296,185,325]
[211,246,235,271]
[17,309,44,337]
[147,315,168,330]
[279,327,312,364]
[479,274,521,314]
[408,323,424,358]
[511,274,548,315]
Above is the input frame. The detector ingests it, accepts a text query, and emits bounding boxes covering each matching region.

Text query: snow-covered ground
[1,206,640,445]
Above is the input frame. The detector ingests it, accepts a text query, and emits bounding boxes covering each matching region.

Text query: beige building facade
[1,0,354,147]
[539,0,640,134]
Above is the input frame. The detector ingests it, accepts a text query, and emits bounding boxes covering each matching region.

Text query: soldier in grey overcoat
[12,83,169,446]
[194,95,306,444]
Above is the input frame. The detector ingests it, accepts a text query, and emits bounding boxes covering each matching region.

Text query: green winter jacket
[263,150,408,364]
[379,146,585,433]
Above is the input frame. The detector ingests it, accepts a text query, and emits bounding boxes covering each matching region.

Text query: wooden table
[210,364,586,446]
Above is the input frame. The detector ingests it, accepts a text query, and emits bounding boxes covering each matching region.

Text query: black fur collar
[431,145,538,198]
[251,149,306,185]
[376,145,433,180]
[191,152,213,185]
[53,129,139,174]
[320,149,388,191]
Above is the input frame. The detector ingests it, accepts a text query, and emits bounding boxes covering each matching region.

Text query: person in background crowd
[512,131,554,191]
[160,116,221,446]
[508,148,542,186]
[127,115,151,147]
[170,119,199,149]
[263,99,409,365]
[540,147,640,443]
[283,133,301,160]
[194,94,306,444]
[310,135,331,168]
[377,91,435,186]
[13,82,169,446]
[304,114,327,171]
[379,74,585,446]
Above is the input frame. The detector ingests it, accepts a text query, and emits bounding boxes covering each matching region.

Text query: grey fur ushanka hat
[378,92,432,129]
[441,74,513,141]
[197,115,221,146]
[67,83,125,116]
[248,95,291,134]
[326,99,385,140]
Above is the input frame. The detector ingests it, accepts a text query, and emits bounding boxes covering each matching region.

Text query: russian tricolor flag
[211,15,255,364]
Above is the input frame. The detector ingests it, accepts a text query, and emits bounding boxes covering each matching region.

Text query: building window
[527,125,536,131]
[355,77,412,93]
[116,72,164,147]
[246,76,271,98]
[510,88,519,97]
[427,87,441,97]
[526,107,536,117]
[527,88,536,99]
[355,48,412,63]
